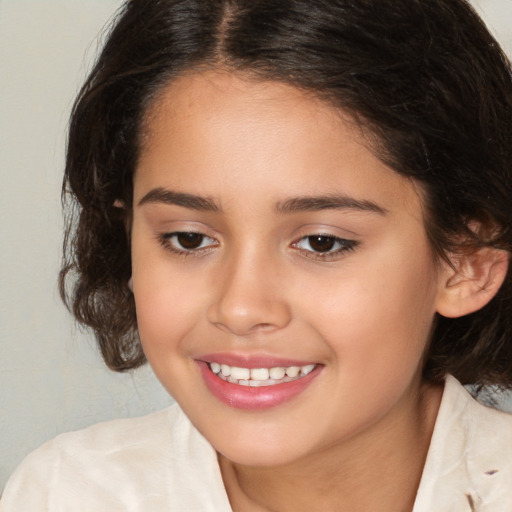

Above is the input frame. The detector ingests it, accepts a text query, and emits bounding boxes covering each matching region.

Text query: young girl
[2,0,512,510]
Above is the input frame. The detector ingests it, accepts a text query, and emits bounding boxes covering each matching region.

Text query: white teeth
[208,362,317,386]
[285,366,300,378]
[269,367,286,379]
[251,368,270,381]
[230,366,250,380]
[301,364,315,376]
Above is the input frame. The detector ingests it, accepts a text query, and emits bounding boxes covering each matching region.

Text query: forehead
[136,70,423,217]
[140,70,347,156]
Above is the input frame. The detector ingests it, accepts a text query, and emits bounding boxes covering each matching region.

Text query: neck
[219,379,443,512]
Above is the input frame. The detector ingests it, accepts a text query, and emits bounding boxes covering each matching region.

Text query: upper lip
[196,352,319,369]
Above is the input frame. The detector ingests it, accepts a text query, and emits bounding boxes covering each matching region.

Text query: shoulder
[1,407,177,510]
[48,405,178,454]
[14,405,178,475]
[414,375,512,512]
[1,404,231,511]
[454,378,512,507]
[446,375,512,453]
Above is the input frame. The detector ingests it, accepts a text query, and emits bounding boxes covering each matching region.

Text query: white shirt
[2,375,511,511]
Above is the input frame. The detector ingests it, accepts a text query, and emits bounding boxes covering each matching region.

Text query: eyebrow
[275,195,388,215]
[138,187,387,216]
[138,187,220,211]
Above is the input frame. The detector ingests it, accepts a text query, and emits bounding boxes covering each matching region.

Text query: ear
[436,247,509,318]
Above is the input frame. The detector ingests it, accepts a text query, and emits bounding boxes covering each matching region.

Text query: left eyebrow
[275,195,388,215]
[138,187,221,212]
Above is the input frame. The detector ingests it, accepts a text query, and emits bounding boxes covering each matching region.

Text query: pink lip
[197,359,322,410]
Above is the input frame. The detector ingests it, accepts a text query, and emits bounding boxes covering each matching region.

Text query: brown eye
[176,232,205,249]
[293,234,357,258]
[307,235,336,253]
[162,231,217,252]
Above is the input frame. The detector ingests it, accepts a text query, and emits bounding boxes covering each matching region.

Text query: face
[131,70,446,467]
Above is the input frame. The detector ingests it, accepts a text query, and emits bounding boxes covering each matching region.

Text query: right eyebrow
[275,194,388,215]
[138,187,221,212]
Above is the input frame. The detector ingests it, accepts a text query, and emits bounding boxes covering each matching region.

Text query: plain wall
[1,0,511,491]
[0,0,171,490]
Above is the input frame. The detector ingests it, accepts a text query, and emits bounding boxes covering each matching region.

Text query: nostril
[211,319,279,337]
[207,299,292,337]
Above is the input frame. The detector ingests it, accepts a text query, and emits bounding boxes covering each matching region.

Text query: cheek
[132,270,208,398]
[305,242,439,377]
[134,277,201,344]
[131,239,203,352]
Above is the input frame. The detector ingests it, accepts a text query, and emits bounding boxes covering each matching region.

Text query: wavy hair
[60,0,512,385]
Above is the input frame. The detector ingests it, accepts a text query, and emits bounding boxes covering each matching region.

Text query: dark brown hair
[60,0,512,385]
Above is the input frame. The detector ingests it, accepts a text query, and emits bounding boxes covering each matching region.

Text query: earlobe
[436,247,509,318]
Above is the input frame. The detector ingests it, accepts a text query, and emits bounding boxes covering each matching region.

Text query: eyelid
[291,233,359,261]
[158,230,219,256]
[155,227,358,262]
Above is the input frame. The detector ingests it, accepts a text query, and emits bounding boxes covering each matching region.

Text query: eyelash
[157,231,358,261]
[158,232,218,258]
[292,234,358,261]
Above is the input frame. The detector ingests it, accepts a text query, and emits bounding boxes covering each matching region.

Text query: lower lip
[197,361,321,410]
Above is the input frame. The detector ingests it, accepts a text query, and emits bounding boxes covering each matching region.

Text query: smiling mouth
[208,362,317,387]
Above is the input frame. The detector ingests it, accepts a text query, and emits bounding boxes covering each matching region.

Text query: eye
[160,231,218,253]
[293,234,357,259]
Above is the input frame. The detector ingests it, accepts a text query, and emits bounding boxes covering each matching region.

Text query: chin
[219,446,298,468]
[212,429,313,468]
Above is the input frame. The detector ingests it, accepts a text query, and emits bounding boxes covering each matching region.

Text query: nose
[206,249,292,336]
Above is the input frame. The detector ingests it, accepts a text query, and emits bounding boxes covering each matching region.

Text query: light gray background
[1,0,511,491]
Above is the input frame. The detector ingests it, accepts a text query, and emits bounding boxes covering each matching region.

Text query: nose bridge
[207,241,291,336]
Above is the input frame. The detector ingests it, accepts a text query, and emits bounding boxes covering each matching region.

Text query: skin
[130,70,450,511]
